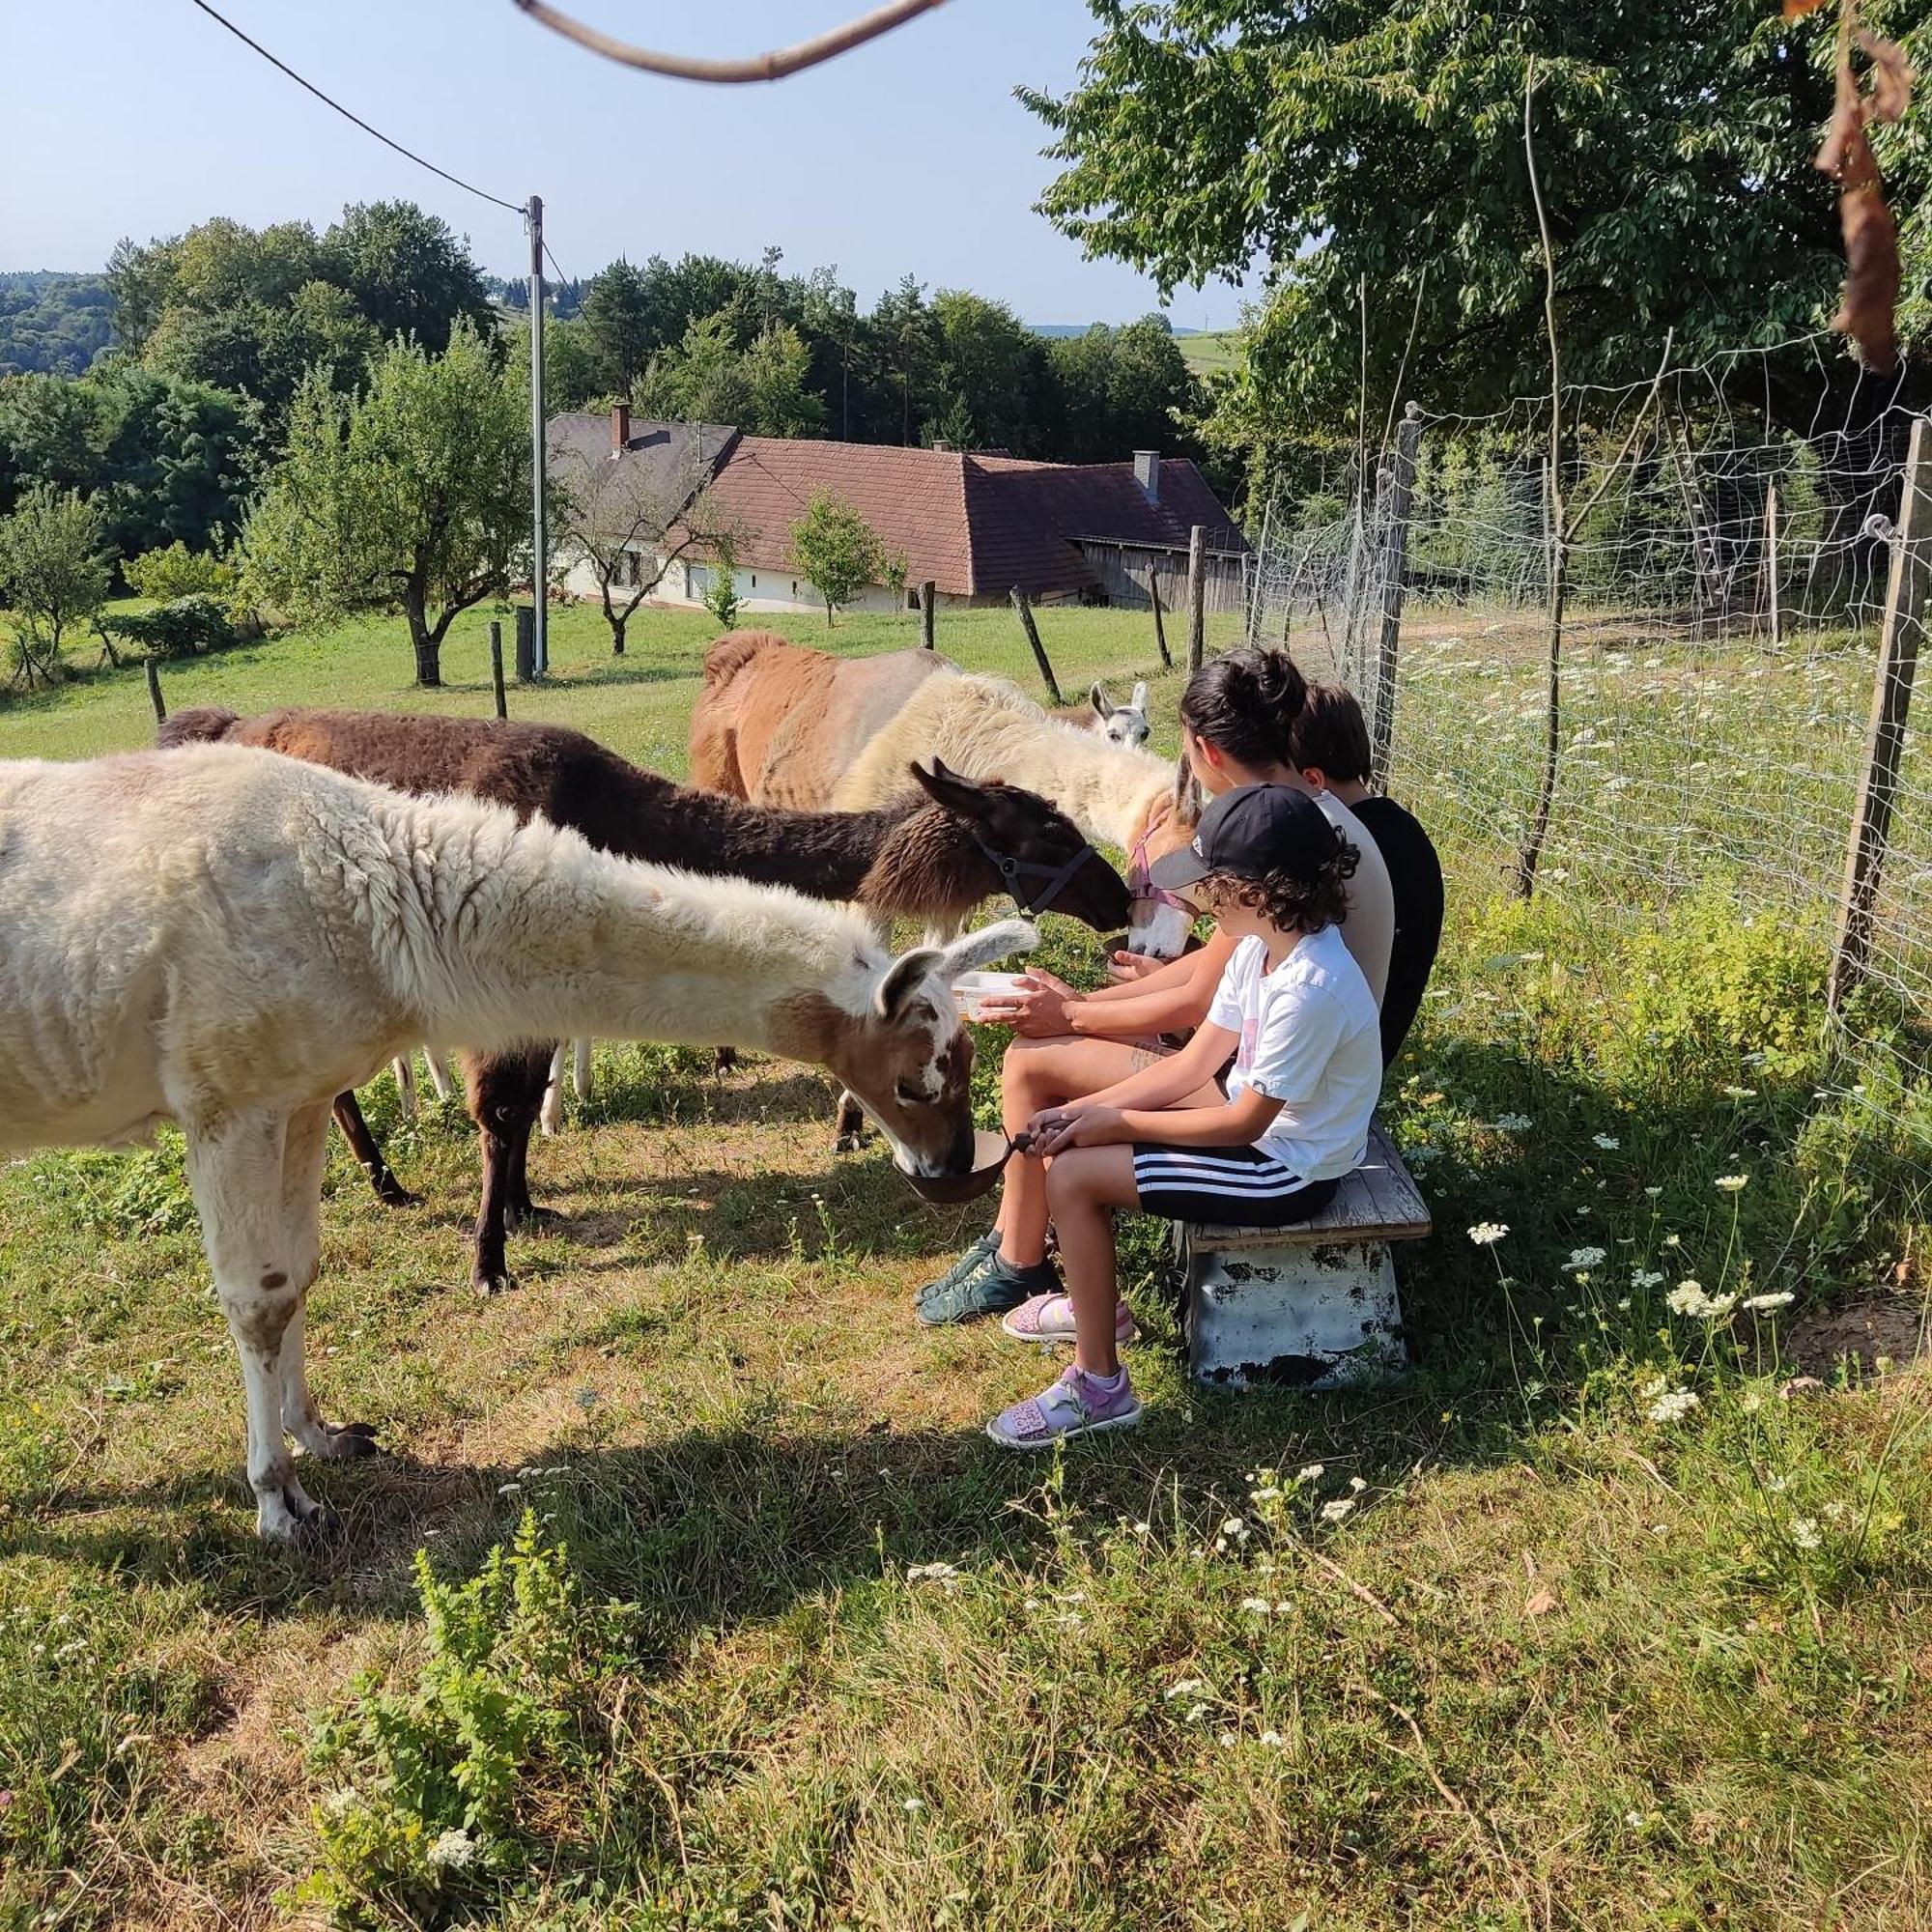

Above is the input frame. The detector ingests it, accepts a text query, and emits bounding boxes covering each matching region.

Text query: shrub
[301,1514,633,1929]
[702,535,741,628]
[123,540,237,605]
[104,594,237,659]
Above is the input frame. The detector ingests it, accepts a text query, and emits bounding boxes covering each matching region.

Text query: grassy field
[2,603,1929,1929]
[1179,330,1240,378]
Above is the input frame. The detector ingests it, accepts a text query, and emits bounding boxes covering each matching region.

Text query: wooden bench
[1180,1122,1430,1390]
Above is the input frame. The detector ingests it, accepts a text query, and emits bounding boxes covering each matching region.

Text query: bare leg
[181,1103,343,1540]
[422,1052,457,1104]
[993,1038,1216,1267]
[1044,1145,1142,1378]
[330,1090,419,1208]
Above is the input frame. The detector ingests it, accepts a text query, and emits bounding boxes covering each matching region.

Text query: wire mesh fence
[1249,334,1932,1144]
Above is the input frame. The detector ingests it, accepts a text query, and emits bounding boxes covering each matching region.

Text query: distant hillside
[1179,330,1240,377]
[0,271,116,377]
[1029,321,1206,339]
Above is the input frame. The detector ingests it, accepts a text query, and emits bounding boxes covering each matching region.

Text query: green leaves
[788,491,886,626]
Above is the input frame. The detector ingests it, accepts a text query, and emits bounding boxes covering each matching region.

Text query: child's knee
[1045,1151,1096,1208]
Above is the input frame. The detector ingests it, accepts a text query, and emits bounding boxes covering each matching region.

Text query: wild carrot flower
[1743,1292,1795,1314]
[1467,1222,1509,1246]
[426,1828,478,1871]
[1320,1498,1356,1523]
[1592,1134,1620,1151]
[1566,1246,1607,1271]
[1789,1517,1822,1551]
[1646,1386,1700,1425]
[1715,1174,1749,1193]
[1666,1281,1708,1316]
[1296,1463,1325,1482]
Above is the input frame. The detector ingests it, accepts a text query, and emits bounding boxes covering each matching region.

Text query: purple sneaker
[1000,1293,1137,1349]
[985,1364,1143,1449]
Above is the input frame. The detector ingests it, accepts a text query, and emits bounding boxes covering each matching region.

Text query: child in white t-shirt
[985,783,1380,1449]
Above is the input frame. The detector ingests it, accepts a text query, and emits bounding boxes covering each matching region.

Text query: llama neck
[383,797,878,1056]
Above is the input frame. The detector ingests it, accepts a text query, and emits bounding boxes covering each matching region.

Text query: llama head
[903,758,1130,934]
[1088,681,1152,751]
[822,918,1039,1179]
[1122,757,1204,961]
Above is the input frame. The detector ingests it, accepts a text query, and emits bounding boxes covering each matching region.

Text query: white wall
[559,545,1003,612]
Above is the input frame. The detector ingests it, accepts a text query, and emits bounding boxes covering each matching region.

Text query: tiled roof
[636,426,1247,600]
[547,413,738,524]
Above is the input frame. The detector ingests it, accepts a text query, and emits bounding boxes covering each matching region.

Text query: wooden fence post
[1369,403,1423,786]
[1829,414,1929,1013]
[490,620,508,719]
[145,656,165,727]
[920,581,937,650]
[1009,587,1065,706]
[1185,524,1207,673]
[1766,482,1781,650]
[1150,571,1173,669]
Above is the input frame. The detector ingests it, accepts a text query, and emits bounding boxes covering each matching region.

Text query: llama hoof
[712,1045,739,1077]
[473,1265,518,1296]
[505,1202,563,1236]
[293,1503,346,1548]
[372,1174,421,1208]
[327,1421,383,1460]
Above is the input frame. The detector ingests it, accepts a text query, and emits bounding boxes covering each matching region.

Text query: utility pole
[526,193,549,677]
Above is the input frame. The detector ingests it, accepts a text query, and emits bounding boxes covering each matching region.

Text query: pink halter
[1127,831,1198,915]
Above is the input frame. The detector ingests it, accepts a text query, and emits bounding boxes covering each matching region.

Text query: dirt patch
[1786,1293,1929,1381]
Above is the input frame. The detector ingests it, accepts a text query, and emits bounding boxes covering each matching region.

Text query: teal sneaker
[915,1238,1060,1326]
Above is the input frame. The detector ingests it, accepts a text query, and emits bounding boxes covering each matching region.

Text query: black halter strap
[973,837,1101,918]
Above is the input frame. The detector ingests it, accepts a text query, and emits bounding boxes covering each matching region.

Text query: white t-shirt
[1312,790,1394,1007]
[1206,926,1381,1181]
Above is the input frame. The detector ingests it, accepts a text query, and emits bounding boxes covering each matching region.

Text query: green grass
[1179,330,1241,378]
[1,602,1929,1929]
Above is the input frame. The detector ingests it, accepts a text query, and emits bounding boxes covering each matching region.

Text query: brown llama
[156,705,1129,1293]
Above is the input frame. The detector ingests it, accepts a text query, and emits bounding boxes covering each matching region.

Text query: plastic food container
[952,971,1030,1022]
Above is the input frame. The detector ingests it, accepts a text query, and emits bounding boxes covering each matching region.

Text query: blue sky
[2,0,1253,330]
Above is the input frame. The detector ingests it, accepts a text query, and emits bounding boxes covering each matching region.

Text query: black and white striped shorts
[1130,1143,1342,1225]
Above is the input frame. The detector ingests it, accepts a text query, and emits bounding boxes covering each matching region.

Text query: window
[750,575,757,588]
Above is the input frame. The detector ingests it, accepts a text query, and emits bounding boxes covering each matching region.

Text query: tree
[321,202,495,355]
[634,314,826,437]
[551,434,737,655]
[788,491,884,626]
[930,290,1048,453]
[1022,2,1916,436]
[0,483,111,686]
[1047,315,1201,462]
[581,257,659,393]
[243,324,526,686]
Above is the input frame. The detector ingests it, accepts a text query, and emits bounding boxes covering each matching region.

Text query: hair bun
[1250,650,1307,724]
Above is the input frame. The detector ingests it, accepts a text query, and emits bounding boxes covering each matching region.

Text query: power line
[185,0,525,215]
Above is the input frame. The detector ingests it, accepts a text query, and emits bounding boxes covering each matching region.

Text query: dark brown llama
[156,706,1128,1293]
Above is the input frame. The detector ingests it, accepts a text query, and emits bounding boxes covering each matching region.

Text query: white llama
[0,745,1033,1541]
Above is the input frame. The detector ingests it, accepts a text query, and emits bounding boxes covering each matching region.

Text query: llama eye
[895,1080,925,1105]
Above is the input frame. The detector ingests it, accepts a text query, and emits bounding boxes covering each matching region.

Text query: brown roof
[690,436,1244,599]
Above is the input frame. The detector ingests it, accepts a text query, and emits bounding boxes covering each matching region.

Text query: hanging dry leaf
[1783,0,1829,14]
[1813,4,1911,372]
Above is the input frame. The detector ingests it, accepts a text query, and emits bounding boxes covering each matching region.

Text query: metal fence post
[1369,403,1423,786]
[1829,413,1929,1013]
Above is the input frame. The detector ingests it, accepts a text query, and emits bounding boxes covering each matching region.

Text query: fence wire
[1249,335,1932,1146]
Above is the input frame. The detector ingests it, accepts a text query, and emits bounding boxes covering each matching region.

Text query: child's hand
[1106,950,1164,983]
[1026,1103,1126,1155]
[979,968,1078,1037]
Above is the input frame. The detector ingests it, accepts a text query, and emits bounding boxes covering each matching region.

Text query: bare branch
[509,0,948,83]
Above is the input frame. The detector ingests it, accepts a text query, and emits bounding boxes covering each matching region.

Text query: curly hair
[1198,836,1358,937]
[1178,647,1308,768]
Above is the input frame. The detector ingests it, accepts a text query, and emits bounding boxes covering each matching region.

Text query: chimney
[931,438,953,454]
[1132,449,1160,502]
[611,401,631,456]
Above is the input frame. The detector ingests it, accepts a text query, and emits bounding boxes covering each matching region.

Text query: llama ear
[1130,681,1149,713]
[908,758,992,818]
[876,944,946,1021]
[1090,683,1114,719]
[940,918,1039,980]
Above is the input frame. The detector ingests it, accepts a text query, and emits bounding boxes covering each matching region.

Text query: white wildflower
[1666,1281,1709,1317]
[1133,1520,1151,1536]
[1646,1386,1701,1425]
[1249,1486,1283,1503]
[1721,1086,1758,1098]
[1240,1597,1272,1614]
[1625,1808,1646,1830]
[1320,1498,1356,1523]
[902,1797,925,1814]
[1592,1134,1621,1151]
[426,1828,477,1872]
[1695,1293,1737,1321]
[1662,1233,1682,1248]
[1743,1292,1795,1314]
[1566,1246,1608,1271]
[906,1561,961,1584]
[1630,1269,1664,1290]
[1491,1114,1533,1132]
[1789,1517,1822,1551]
[1644,1185,1663,1198]
[1184,1702,1208,1722]
[1260,1729,1285,1747]
[321,1789,361,1822]
[1221,1518,1249,1541]
[1165,1678,1207,1701]
[1715,1174,1749,1193]
[1348,1476,1368,1493]
[1467,1221,1510,1246]
[1296,1463,1325,1482]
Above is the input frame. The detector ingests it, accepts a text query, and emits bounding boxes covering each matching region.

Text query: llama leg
[423,1052,456,1104]
[182,1106,335,1541]
[572,1037,593,1102]
[713,1045,740,1076]
[502,1044,560,1232]
[331,1090,419,1208]
[277,1100,382,1463]
[392,1055,418,1120]
[834,1090,869,1154]
[539,1043,566,1138]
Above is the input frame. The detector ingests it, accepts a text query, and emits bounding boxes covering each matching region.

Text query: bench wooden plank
[1188,1122,1430,1249]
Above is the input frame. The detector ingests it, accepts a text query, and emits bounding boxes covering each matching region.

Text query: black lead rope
[973,838,1101,917]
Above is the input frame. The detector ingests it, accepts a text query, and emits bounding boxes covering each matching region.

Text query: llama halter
[1127,832,1198,916]
[973,836,1105,919]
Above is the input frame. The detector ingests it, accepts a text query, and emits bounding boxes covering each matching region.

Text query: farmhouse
[550,404,1247,615]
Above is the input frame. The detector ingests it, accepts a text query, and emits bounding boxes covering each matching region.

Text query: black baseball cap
[1148,782,1340,891]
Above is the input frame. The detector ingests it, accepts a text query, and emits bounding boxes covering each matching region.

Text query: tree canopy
[789,492,885,625]
[1024,1,1931,437]
[242,324,526,686]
